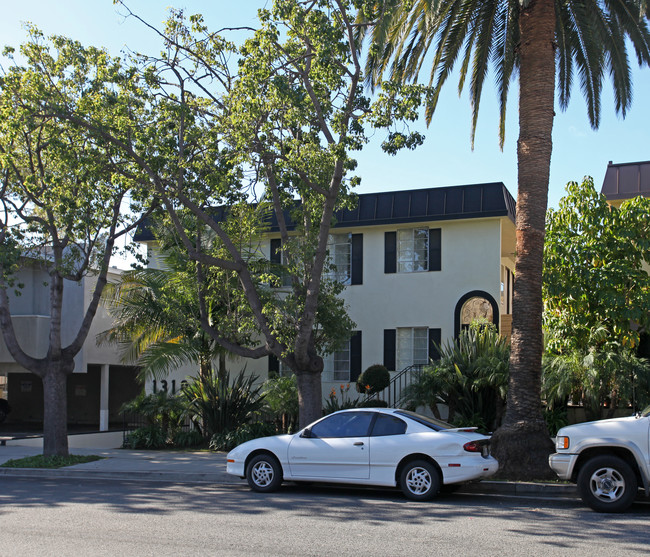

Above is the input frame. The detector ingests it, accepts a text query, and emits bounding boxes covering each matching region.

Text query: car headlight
[556,436,570,450]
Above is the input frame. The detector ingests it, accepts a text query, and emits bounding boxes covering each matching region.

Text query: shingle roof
[601,160,650,201]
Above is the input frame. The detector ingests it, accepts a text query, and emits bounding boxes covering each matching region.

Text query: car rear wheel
[576,455,638,513]
[400,459,440,501]
[246,453,283,493]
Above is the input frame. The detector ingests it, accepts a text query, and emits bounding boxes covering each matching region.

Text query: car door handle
[353,442,364,446]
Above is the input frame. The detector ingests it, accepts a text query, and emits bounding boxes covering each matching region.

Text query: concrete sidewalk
[0,438,578,498]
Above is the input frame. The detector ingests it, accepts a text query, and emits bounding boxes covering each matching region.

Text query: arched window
[460,296,494,329]
[454,291,499,338]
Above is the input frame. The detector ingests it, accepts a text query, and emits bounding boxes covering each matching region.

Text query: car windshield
[641,405,650,418]
[395,409,455,431]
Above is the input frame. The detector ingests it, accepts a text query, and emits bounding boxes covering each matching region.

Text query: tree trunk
[296,370,323,429]
[490,0,556,480]
[42,366,71,457]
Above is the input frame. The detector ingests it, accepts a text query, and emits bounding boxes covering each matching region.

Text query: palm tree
[362,0,650,479]
[100,263,227,384]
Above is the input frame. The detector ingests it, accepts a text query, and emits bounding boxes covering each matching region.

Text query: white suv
[549,406,650,512]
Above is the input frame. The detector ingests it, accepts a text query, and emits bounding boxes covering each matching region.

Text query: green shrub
[356,364,390,395]
[401,322,509,430]
[172,429,205,448]
[544,406,569,436]
[121,391,186,436]
[209,422,276,452]
[262,375,299,433]
[123,425,168,449]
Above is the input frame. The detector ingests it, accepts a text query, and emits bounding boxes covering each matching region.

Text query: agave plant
[182,369,266,438]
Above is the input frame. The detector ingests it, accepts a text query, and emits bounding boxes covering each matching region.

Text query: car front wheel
[246,453,283,493]
[400,459,440,501]
[576,455,638,513]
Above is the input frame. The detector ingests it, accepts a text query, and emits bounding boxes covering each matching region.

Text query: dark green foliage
[123,425,168,449]
[209,422,277,452]
[182,369,265,438]
[543,407,569,437]
[543,348,650,421]
[121,391,187,435]
[356,364,390,395]
[402,322,510,432]
[262,375,299,433]
[172,429,205,448]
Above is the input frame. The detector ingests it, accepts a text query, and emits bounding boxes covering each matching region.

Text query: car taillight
[463,441,483,453]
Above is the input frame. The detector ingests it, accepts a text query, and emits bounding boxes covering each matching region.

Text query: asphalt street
[0,476,648,557]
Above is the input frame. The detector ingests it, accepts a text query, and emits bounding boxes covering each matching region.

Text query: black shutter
[429,228,441,272]
[270,238,282,264]
[428,328,442,361]
[270,238,281,286]
[268,354,279,375]
[350,331,362,382]
[384,232,397,274]
[384,329,396,371]
[351,234,363,285]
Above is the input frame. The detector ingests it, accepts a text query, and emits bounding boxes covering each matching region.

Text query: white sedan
[226,407,498,500]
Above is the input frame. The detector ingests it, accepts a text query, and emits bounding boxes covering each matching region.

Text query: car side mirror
[301,428,313,438]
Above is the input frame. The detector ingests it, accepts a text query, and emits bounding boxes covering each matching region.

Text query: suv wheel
[577,455,638,513]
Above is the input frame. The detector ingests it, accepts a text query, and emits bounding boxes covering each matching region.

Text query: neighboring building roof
[601,160,650,201]
[134,182,516,241]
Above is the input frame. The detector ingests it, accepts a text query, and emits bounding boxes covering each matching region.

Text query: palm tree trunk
[490,0,556,480]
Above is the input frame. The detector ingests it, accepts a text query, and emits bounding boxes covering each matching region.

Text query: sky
[2,1,649,267]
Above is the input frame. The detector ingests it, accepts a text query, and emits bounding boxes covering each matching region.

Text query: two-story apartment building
[140,182,517,400]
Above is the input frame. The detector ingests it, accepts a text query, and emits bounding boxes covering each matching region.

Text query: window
[324,343,351,382]
[398,228,429,272]
[460,296,494,330]
[322,331,362,382]
[310,412,374,438]
[371,414,407,436]
[385,229,440,274]
[327,233,352,285]
[397,327,429,371]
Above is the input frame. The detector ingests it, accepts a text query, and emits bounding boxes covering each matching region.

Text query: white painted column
[100,364,109,432]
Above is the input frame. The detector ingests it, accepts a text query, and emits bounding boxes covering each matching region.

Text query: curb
[0,466,577,497]
[0,467,244,484]
[458,480,577,497]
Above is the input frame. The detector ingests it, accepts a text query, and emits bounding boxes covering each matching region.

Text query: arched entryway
[454,291,499,338]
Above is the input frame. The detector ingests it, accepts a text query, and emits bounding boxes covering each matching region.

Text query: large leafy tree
[544,177,650,355]
[361,0,650,478]
[542,177,650,419]
[0,33,152,456]
[26,0,427,428]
